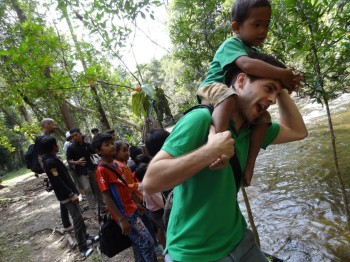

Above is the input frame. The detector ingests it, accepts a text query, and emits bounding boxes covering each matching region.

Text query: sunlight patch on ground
[2,171,35,187]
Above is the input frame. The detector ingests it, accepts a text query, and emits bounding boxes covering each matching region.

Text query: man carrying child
[143,52,307,261]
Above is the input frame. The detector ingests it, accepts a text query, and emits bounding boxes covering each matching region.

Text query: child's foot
[209,155,229,170]
[80,246,93,257]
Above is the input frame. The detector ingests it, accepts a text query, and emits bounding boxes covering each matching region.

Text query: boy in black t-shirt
[41,136,98,257]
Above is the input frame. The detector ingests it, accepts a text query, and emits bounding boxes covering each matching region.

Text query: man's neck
[42,130,51,136]
[230,97,245,132]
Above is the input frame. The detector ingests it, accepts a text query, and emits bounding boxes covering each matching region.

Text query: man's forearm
[143,144,221,195]
[273,89,308,144]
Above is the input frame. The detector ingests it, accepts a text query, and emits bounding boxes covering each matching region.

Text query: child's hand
[280,68,295,91]
[119,218,132,235]
[76,157,86,166]
[70,194,79,204]
[281,68,302,93]
[291,73,302,93]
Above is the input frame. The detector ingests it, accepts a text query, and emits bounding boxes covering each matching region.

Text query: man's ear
[236,73,247,90]
[231,21,240,33]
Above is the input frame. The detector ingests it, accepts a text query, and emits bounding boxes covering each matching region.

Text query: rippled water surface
[239,94,350,261]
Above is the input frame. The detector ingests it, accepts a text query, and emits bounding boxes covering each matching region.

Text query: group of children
[40,128,169,260]
[39,0,302,260]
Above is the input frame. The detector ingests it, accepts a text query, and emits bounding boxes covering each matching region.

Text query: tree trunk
[58,2,111,130]
[18,105,31,122]
[59,100,76,130]
[89,84,110,130]
[324,97,350,230]
[10,0,26,23]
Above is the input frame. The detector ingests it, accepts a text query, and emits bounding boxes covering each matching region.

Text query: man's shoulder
[182,107,212,120]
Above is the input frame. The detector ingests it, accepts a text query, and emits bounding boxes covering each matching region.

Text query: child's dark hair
[91,133,114,152]
[227,52,286,86]
[129,146,143,160]
[40,136,58,155]
[91,128,99,133]
[145,129,170,157]
[115,140,127,153]
[231,0,271,23]
[134,163,148,182]
[69,127,81,134]
[135,154,151,166]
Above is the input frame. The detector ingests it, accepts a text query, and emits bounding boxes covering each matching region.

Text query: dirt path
[0,172,142,262]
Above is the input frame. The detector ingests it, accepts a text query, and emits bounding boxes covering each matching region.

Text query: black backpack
[24,142,45,174]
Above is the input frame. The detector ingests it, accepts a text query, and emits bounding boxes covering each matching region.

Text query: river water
[239,93,350,261]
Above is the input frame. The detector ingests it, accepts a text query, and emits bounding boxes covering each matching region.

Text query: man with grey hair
[40,118,56,136]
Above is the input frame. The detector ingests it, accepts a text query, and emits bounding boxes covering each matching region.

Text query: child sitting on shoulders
[196,0,300,186]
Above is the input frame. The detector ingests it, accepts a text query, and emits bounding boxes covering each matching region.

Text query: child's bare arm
[236,56,297,91]
[101,190,132,235]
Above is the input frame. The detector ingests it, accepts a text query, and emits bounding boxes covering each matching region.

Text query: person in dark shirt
[66,128,106,214]
[41,136,98,257]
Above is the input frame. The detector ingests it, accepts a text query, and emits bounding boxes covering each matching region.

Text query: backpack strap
[183,104,214,116]
[183,104,243,191]
[99,163,129,187]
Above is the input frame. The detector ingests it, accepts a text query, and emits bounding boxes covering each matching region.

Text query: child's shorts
[196,82,271,125]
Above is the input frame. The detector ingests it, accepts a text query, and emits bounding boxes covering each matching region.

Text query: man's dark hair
[91,133,114,152]
[134,163,148,182]
[91,128,99,133]
[129,146,143,161]
[40,136,58,155]
[231,0,271,23]
[69,127,81,134]
[226,52,286,87]
[145,129,170,157]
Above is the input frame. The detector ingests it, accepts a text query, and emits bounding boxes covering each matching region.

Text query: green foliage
[267,0,350,101]
[169,0,231,86]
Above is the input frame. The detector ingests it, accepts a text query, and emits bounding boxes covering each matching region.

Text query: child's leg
[209,96,235,169]
[244,123,269,187]
[149,209,166,248]
[197,83,236,169]
[60,202,72,229]
[64,201,88,251]
[212,96,235,132]
[127,212,157,262]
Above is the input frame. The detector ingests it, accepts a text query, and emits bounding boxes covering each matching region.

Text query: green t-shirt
[199,37,258,89]
[162,108,280,261]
